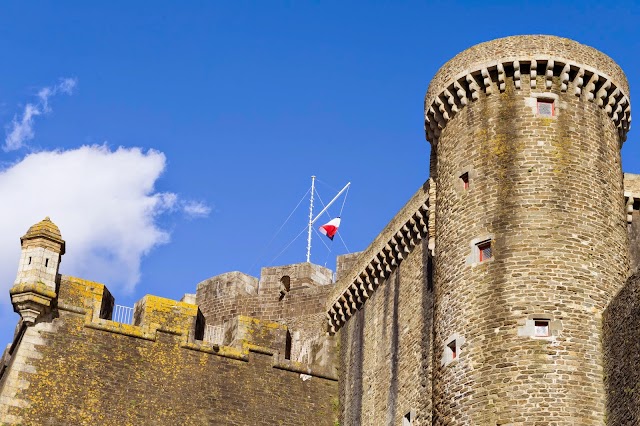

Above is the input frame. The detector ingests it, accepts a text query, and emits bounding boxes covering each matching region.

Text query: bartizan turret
[10,217,65,325]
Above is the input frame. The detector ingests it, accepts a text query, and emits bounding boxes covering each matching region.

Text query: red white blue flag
[319,217,341,240]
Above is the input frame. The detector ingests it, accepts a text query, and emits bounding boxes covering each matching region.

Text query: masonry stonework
[603,272,640,424]
[1,35,639,426]
[429,35,629,425]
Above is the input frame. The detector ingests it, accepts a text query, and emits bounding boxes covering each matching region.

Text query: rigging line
[315,178,339,193]
[314,187,326,209]
[314,227,333,267]
[268,223,310,266]
[313,226,331,251]
[249,187,311,273]
[314,187,338,221]
[338,184,350,216]
[337,231,351,254]
[322,245,332,268]
[314,188,332,219]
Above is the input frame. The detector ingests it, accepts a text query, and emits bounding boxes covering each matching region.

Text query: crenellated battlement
[424,36,631,144]
[1,276,337,426]
[50,276,336,378]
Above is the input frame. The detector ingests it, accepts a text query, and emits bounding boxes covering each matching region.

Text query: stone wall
[603,272,640,425]
[429,36,629,425]
[630,211,640,275]
[625,173,640,274]
[335,252,362,281]
[338,238,432,426]
[0,277,338,425]
[195,263,334,363]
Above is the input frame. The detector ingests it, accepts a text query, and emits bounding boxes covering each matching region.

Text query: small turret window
[28,257,31,265]
[45,258,49,267]
[447,340,457,359]
[460,172,470,190]
[403,410,415,425]
[537,99,554,117]
[279,275,291,300]
[442,334,465,366]
[534,319,550,337]
[477,240,492,262]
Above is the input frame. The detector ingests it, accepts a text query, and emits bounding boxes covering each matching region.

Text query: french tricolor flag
[319,217,341,241]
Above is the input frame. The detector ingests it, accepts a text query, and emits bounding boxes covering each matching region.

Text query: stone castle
[1,35,640,425]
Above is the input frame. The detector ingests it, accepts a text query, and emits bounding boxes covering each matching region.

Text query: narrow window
[443,335,464,366]
[460,172,470,190]
[534,319,550,337]
[537,99,554,117]
[447,340,457,360]
[279,275,291,300]
[403,411,415,426]
[28,257,32,265]
[285,330,292,360]
[477,240,492,262]
[45,258,49,268]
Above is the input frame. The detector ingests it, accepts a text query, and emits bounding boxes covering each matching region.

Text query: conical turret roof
[21,217,66,254]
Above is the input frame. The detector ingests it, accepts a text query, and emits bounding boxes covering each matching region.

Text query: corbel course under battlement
[425,57,632,145]
[326,179,433,334]
[54,277,336,379]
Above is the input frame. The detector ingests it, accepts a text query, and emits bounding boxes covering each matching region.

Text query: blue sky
[1,1,639,346]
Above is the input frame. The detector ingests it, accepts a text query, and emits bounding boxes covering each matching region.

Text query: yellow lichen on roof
[21,216,66,253]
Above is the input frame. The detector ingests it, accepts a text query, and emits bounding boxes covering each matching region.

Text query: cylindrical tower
[426,36,631,425]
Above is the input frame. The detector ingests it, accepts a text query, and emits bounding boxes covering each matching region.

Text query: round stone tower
[425,36,631,425]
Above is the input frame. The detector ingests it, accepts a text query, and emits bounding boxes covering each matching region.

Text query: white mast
[306,176,316,263]
[306,179,351,263]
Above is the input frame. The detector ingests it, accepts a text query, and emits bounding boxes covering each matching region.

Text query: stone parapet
[258,262,333,294]
[625,173,640,224]
[425,36,631,144]
[196,271,258,299]
[52,276,335,378]
[335,252,362,281]
[0,297,338,425]
[326,180,431,333]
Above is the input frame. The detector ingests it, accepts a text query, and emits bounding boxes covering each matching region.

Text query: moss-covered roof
[21,217,66,254]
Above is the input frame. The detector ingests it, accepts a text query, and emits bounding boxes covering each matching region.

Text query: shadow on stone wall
[603,272,640,425]
[421,249,434,422]
[382,270,401,424]
[630,211,640,275]
[340,308,364,425]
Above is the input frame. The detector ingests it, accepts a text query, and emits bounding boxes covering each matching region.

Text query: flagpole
[306,176,316,263]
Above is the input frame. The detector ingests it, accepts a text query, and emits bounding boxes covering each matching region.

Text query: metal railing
[204,325,224,345]
[112,304,134,325]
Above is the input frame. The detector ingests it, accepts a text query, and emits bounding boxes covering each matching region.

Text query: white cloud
[182,201,212,218]
[0,145,187,302]
[4,78,77,151]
